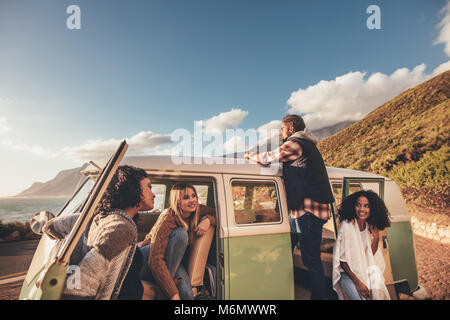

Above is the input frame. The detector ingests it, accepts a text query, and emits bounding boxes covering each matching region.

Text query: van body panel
[387,221,419,292]
[225,233,294,299]
[220,237,229,300]
[19,261,68,300]
[19,269,43,300]
[383,181,411,223]
[222,174,294,299]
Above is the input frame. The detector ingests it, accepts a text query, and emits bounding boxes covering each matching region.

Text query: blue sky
[1,0,449,196]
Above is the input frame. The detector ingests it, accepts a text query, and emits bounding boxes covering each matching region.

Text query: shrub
[0,219,38,241]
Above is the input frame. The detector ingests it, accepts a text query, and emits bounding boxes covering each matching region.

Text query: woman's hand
[355,279,372,300]
[194,217,210,236]
[171,293,181,300]
[370,226,380,240]
[370,226,380,255]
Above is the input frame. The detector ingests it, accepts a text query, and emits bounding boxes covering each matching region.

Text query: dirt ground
[405,206,450,300]
[1,208,449,300]
[411,234,450,300]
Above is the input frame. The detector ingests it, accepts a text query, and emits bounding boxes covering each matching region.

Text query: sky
[0,0,449,197]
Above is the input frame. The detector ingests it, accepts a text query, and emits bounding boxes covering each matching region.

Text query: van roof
[84,155,389,180]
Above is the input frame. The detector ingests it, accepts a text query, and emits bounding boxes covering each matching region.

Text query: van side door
[222,174,294,299]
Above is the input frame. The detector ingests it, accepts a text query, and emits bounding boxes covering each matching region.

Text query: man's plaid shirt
[246,140,330,221]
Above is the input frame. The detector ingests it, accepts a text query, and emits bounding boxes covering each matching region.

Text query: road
[0,239,39,278]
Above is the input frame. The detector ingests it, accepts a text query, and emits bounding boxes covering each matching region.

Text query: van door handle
[219,253,224,266]
[382,235,388,249]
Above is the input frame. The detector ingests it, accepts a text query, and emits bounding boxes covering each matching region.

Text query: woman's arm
[370,226,380,255]
[42,212,80,240]
[199,204,216,226]
[340,261,372,300]
[195,204,216,236]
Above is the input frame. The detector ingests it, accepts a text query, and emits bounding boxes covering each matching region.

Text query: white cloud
[0,117,60,158]
[435,1,450,57]
[201,108,248,133]
[256,120,281,138]
[61,131,173,161]
[1,129,173,161]
[0,117,11,135]
[1,109,249,161]
[432,60,450,77]
[1,138,60,158]
[222,135,246,153]
[220,120,282,154]
[286,63,448,130]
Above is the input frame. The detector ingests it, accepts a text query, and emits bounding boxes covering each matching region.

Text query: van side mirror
[30,211,55,235]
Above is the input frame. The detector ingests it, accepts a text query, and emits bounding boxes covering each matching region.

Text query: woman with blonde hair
[139,183,215,300]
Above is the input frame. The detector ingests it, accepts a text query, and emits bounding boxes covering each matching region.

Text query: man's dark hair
[282,114,306,132]
[96,165,149,214]
[338,190,391,230]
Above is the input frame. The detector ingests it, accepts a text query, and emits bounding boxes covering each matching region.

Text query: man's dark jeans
[292,212,328,300]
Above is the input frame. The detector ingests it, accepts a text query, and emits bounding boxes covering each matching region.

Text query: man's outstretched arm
[245,140,303,165]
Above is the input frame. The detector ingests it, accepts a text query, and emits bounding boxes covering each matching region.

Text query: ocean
[0,197,70,224]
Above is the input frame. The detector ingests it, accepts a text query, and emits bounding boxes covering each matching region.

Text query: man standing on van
[245,114,334,300]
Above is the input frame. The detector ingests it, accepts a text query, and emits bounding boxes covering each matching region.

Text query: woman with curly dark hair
[43,165,155,300]
[96,165,154,221]
[332,190,391,300]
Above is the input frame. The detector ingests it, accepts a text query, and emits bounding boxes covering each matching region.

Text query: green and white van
[19,142,426,300]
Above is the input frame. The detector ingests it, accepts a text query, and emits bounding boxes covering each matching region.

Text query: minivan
[19,141,427,300]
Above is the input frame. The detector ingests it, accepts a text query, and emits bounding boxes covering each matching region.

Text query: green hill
[318,70,450,209]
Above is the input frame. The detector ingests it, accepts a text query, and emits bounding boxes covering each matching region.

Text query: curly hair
[96,165,149,214]
[338,190,391,230]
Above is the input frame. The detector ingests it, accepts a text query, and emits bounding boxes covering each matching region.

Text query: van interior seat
[187,225,215,287]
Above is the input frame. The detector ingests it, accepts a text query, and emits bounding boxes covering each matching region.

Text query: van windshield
[57,178,95,218]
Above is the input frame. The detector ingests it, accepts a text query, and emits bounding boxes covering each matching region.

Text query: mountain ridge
[15,163,89,197]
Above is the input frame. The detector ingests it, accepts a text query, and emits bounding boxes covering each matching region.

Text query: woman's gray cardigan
[43,210,138,300]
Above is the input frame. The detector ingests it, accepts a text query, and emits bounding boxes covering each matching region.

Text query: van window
[231,180,281,225]
[332,182,362,208]
[193,185,208,205]
[141,183,166,214]
[57,178,94,217]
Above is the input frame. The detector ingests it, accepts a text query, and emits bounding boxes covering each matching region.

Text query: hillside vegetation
[318,71,450,209]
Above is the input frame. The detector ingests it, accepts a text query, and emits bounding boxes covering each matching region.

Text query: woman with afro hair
[332,190,391,300]
[43,165,155,300]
